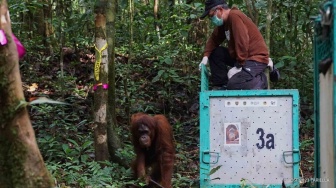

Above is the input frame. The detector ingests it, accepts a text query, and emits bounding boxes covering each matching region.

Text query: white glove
[199,56,208,70]
[228,67,242,79]
[268,58,274,71]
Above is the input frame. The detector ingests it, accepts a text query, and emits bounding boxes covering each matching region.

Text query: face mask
[211,10,224,26]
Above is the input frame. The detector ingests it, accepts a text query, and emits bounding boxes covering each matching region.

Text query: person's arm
[230,13,249,65]
[203,26,226,57]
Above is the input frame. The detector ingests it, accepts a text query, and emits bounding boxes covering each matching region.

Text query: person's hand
[199,56,208,70]
[228,67,242,79]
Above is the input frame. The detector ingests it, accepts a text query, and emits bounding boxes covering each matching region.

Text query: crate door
[201,95,299,187]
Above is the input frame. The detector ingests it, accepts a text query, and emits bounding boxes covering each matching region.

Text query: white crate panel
[319,66,335,188]
[208,96,294,185]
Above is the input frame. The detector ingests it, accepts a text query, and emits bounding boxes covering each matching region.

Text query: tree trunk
[129,0,134,51]
[154,0,160,40]
[243,0,259,25]
[125,0,134,121]
[35,0,46,49]
[106,0,128,167]
[265,0,272,47]
[43,0,54,55]
[58,0,65,98]
[93,0,110,162]
[265,0,272,89]
[0,1,54,187]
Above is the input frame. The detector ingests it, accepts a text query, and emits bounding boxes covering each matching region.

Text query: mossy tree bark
[93,0,110,162]
[94,1,125,166]
[0,1,54,187]
[106,0,128,167]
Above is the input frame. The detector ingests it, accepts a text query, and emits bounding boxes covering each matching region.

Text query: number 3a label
[256,128,275,149]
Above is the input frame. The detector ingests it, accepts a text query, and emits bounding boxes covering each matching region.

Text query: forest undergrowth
[20,49,315,187]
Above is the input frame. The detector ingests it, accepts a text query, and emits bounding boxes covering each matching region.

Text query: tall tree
[244,0,259,24]
[265,0,272,48]
[106,0,128,167]
[265,0,272,89]
[125,0,135,120]
[94,0,126,166]
[154,0,160,40]
[129,0,134,51]
[0,1,54,187]
[58,0,65,98]
[93,0,110,162]
[43,0,54,54]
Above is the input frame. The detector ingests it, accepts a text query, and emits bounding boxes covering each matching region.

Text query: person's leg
[208,47,235,87]
[245,61,268,89]
[227,60,268,90]
[244,61,267,75]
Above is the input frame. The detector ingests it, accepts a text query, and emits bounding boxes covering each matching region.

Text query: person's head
[200,0,229,19]
[200,0,230,26]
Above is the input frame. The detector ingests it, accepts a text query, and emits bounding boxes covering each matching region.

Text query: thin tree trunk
[126,0,134,121]
[94,0,110,162]
[154,0,160,40]
[129,0,134,50]
[265,0,272,89]
[168,0,174,9]
[36,0,46,48]
[106,0,128,167]
[0,1,54,187]
[243,0,259,25]
[43,0,53,55]
[58,0,65,98]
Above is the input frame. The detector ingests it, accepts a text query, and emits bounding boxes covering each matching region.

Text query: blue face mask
[211,10,223,26]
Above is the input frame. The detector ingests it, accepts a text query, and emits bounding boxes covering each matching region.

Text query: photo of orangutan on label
[224,123,240,145]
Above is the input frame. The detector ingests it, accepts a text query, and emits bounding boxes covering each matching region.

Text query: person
[199,0,270,90]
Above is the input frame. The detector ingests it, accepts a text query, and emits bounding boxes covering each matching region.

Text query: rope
[94,43,108,81]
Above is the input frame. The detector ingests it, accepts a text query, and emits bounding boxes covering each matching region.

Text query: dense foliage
[9,0,319,187]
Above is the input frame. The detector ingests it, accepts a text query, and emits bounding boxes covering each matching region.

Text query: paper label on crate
[224,99,277,107]
[224,122,241,146]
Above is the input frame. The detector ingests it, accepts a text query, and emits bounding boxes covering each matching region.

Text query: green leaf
[193,3,203,8]
[152,70,165,82]
[190,14,197,19]
[181,30,188,38]
[82,141,93,150]
[209,165,222,176]
[80,154,89,163]
[67,139,79,147]
[275,61,285,69]
[62,144,69,153]
[164,57,173,65]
